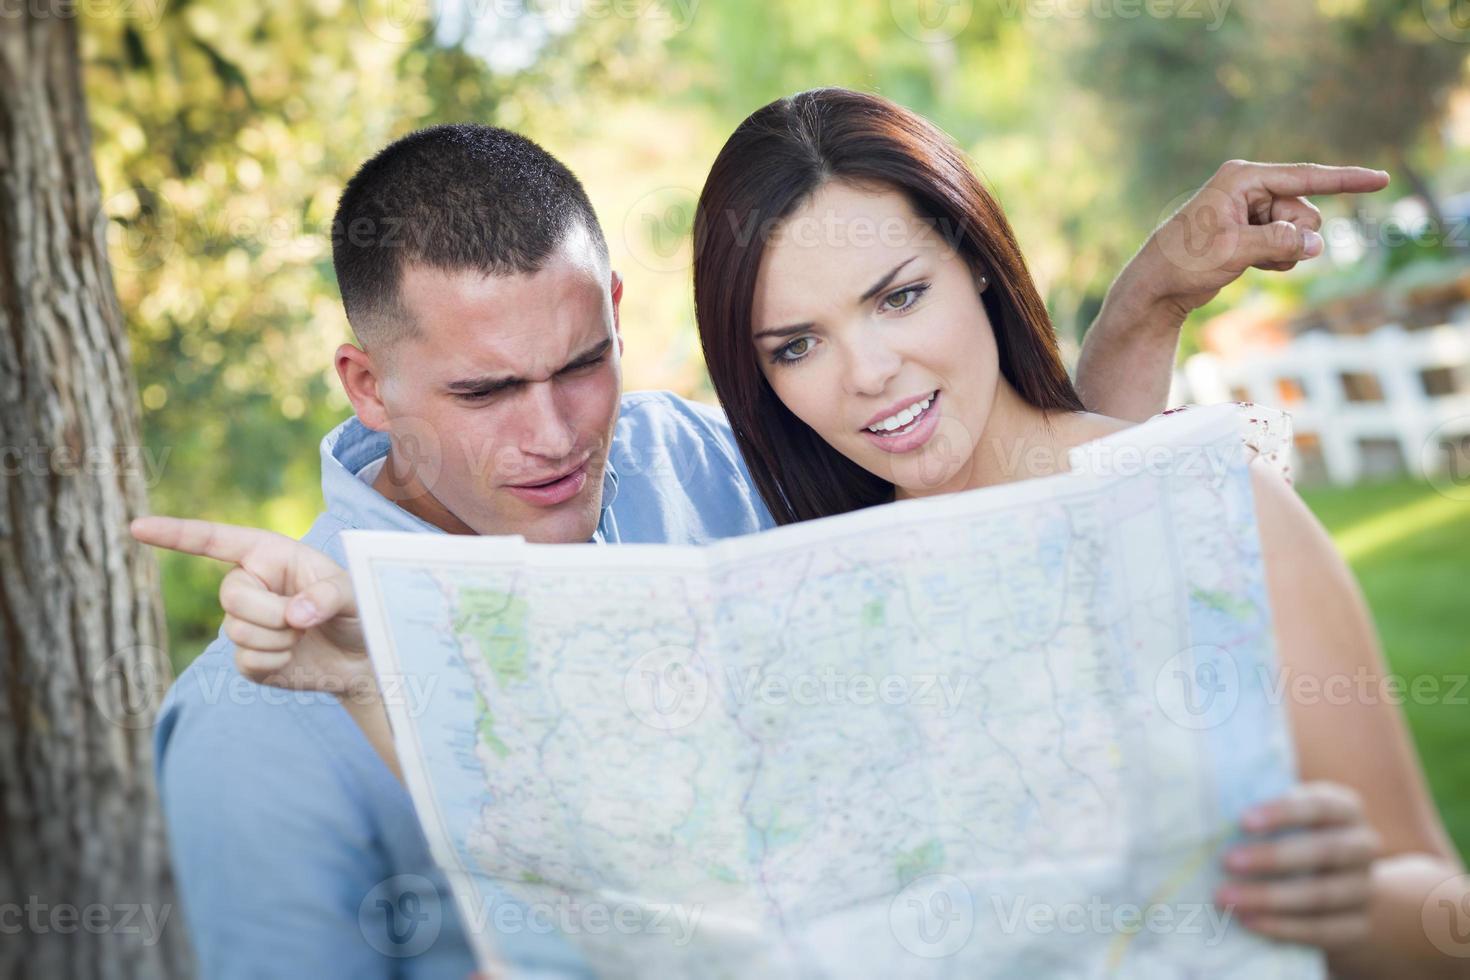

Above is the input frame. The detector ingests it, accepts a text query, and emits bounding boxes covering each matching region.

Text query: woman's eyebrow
[858,256,918,302]
[753,256,920,341]
[753,322,812,341]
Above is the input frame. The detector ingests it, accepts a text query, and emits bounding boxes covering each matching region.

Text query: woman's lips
[504,461,589,507]
[859,390,942,455]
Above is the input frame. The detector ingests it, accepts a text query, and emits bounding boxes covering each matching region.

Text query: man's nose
[841,332,903,398]
[518,382,578,460]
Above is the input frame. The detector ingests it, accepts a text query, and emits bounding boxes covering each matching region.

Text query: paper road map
[344,403,1323,979]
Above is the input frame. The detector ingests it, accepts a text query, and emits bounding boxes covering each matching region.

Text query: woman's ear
[975,269,991,293]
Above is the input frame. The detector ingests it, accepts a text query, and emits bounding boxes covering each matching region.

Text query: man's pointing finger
[129,516,286,565]
[1239,162,1390,199]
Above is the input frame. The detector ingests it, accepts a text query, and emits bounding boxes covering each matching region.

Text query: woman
[690,87,1463,975]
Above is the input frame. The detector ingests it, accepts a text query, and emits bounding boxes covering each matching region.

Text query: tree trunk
[0,5,191,977]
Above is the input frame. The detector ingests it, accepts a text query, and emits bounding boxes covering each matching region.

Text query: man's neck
[370,449,477,535]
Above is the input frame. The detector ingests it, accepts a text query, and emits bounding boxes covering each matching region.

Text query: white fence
[1170,320,1470,485]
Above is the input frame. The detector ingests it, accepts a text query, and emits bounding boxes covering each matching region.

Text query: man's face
[363,229,624,543]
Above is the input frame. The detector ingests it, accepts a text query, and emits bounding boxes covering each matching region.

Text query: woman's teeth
[867,393,935,435]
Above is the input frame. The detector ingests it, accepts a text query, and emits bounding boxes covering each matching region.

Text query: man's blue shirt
[154,391,774,978]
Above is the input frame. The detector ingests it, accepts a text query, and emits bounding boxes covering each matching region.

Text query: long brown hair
[693,87,1083,526]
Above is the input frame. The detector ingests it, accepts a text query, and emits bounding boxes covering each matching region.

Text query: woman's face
[751,181,1000,497]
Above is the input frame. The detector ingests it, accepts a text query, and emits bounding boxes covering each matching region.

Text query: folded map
[343,402,1322,978]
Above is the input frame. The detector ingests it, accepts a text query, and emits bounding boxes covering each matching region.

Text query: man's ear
[610,269,625,357]
[335,342,391,431]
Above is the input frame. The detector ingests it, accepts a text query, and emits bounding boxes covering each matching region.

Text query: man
[131,126,1387,977]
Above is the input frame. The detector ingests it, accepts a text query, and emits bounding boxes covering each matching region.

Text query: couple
[133,88,1463,978]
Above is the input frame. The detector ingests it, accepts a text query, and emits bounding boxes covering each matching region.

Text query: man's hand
[1136,160,1391,318]
[1077,161,1390,421]
[130,516,369,692]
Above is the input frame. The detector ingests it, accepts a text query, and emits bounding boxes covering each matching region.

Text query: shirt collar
[320,415,620,543]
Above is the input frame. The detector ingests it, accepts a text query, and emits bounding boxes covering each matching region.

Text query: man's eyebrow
[445,338,614,394]
[752,256,919,341]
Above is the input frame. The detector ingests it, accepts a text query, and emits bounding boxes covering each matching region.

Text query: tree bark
[0,4,191,977]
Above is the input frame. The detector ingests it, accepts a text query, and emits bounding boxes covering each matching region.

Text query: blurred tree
[82,0,680,667]
[1070,0,1465,226]
[1279,0,1465,226]
[1061,0,1467,354]
[657,2,1148,343]
[0,2,190,976]
[80,0,1470,664]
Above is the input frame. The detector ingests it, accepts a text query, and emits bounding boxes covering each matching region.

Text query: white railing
[1169,320,1470,485]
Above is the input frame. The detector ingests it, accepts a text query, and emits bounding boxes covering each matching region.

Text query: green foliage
[83,0,1469,675]
[1300,479,1470,862]
[83,0,676,664]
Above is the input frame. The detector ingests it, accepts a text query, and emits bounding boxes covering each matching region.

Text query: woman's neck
[895,381,1130,501]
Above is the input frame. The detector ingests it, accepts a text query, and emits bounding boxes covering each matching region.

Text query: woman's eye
[777,337,812,362]
[882,284,928,312]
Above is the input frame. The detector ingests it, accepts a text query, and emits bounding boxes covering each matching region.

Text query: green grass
[1299,478,1470,863]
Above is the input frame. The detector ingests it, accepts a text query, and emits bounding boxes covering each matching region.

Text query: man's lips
[509,459,586,488]
[504,459,590,507]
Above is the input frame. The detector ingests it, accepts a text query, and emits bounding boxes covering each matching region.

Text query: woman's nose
[841,336,903,398]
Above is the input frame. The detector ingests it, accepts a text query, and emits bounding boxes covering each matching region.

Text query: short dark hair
[331,124,608,347]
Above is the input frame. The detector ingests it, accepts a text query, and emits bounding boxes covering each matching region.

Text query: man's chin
[494,492,604,544]
[518,516,600,544]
